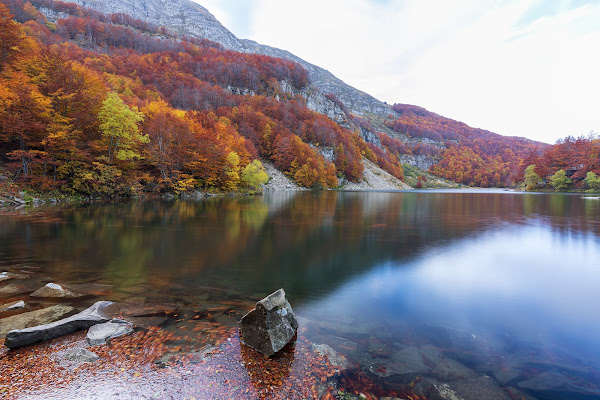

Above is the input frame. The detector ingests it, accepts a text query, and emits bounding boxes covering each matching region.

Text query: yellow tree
[98,92,146,163]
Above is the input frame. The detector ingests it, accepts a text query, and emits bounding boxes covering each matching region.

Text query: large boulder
[4,301,113,349]
[239,288,298,356]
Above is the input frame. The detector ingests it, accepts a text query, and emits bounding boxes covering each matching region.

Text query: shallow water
[1,190,600,399]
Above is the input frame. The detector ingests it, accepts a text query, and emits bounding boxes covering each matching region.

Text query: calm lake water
[1,190,600,399]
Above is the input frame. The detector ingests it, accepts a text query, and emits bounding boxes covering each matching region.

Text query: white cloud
[196,0,600,143]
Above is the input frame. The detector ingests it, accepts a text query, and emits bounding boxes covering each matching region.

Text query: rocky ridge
[66,0,394,118]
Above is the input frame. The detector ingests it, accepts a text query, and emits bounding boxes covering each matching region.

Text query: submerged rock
[432,358,480,382]
[87,320,134,345]
[0,282,38,297]
[65,348,100,363]
[369,346,431,386]
[0,304,74,338]
[4,301,113,349]
[312,343,353,370]
[30,282,84,298]
[103,302,179,318]
[0,272,15,282]
[0,300,25,313]
[430,376,512,400]
[239,288,298,356]
[518,371,600,400]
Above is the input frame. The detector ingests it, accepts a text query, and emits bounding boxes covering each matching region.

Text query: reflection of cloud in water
[298,223,600,362]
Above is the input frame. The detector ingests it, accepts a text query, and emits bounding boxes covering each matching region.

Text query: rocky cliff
[70,0,394,117]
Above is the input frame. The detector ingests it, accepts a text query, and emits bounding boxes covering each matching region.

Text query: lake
[1,190,600,399]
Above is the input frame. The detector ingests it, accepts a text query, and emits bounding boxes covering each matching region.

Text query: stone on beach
[4,301,113,349]
[30,282,84,298]
[86,320,134,345]
[239,288,298,356]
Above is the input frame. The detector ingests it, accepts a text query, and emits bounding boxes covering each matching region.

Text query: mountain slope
[65,0,392,116]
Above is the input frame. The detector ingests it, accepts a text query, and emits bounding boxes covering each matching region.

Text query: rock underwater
[239,288,298,356]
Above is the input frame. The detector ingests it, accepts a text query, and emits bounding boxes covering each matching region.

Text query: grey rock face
[59,0,394,118]
[0,304,74,338]
[5,301,113,349]
[239,288,298,356]
[30,282,84,298]
[65,348,100,363]
[87,320,134,345]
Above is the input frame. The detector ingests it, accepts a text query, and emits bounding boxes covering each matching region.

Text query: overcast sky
[197,0,599,144]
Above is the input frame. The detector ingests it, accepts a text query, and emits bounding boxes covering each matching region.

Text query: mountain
[1,0,561,194]
[57,0,392,117]
[1,0,415,196]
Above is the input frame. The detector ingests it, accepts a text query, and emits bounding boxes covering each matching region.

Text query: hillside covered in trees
[1,0,598,196]
[386,104,546,187]
[0,0,408,196]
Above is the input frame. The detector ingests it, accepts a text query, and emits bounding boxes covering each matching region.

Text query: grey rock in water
[30,282,84,298]
[0,304,74,338]
[312,343,352,370]
[4,301,113,349]
[369,346,431,385]
[65,348,100,363]
[0,272,15,282]
[87,320,134,345]
[239,288,298,356]
[518,371,600,399]
[432,358,480,382]
[429,376,512,400]
[0,300,25,313]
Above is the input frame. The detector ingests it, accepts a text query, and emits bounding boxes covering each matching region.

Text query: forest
[0,0,405,196]
[388,104,600,190]
[1,0,598,196]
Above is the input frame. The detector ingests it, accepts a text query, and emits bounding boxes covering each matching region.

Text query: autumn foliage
[515,133,600,190]
[0,0,405,195]
[388,104,543,187]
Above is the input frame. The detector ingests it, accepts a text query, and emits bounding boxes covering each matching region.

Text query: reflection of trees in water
[0,192,598,303]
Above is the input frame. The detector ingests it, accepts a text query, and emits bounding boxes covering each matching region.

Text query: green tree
[550,169,571,191]
[98,93,146,163]
[241,159,269,193]
[524,164,541,191]
[584,171,600,192]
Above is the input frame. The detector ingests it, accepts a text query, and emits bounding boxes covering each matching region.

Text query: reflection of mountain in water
[0,191,599,305]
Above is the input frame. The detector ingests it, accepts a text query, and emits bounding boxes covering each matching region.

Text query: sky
[197,0,600,144]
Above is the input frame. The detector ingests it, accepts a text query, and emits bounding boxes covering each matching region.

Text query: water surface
[1,190,600,399]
